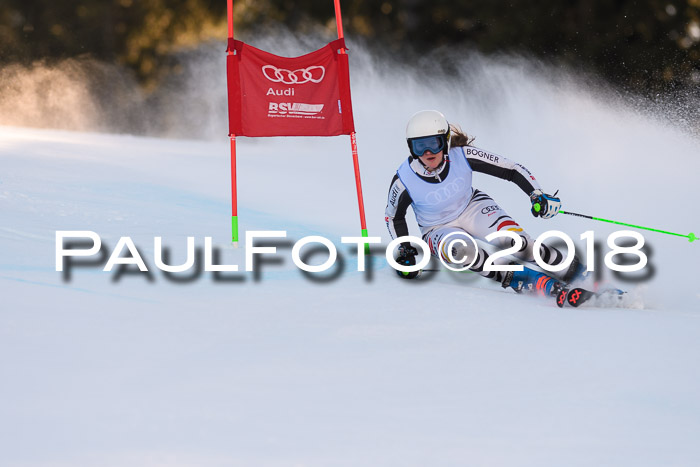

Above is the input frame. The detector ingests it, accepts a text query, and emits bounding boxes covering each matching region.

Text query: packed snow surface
[1,40,700,466]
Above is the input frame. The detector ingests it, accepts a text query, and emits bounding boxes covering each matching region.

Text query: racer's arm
[385,174,413,247]
[386,174,421,279]
[461,146,543,195]
[461,146,562,218]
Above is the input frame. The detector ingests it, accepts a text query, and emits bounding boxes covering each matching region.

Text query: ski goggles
[408,134,446,158]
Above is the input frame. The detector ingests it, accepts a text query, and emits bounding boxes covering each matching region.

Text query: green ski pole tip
[533,203,541,213]
[689,232,697,243]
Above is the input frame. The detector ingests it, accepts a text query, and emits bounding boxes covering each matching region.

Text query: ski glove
[395,244,421,279]
[530,189,561,219]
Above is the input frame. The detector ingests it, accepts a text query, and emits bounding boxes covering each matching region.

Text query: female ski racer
[385,110,585,296]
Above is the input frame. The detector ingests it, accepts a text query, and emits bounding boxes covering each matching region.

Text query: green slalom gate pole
[231,215,239,243]
[532,204,697,243]
[361,228,370,255]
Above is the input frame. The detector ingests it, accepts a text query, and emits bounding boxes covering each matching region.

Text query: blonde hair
[449,123,475,147]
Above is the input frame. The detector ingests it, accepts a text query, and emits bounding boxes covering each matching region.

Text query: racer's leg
[423,220,566,295]
[458,190,578,278]
[423,226,507,284]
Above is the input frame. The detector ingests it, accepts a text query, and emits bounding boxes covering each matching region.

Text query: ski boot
[501,266,566,297]
[561,256,589,284]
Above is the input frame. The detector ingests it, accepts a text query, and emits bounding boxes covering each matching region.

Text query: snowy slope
[1,43,700,466]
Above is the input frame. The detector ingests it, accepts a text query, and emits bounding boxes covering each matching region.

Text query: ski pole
[533,205,696,243]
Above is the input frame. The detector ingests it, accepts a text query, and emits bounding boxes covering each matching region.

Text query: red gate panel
[226,38,355,137]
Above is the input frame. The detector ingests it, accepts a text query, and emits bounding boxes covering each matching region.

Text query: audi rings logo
[481,205,500,215]
[262,65,326,84]
[424,177,468,205]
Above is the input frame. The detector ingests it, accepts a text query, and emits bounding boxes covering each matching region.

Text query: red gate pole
[227,0,239,244]
[334,0,370,253]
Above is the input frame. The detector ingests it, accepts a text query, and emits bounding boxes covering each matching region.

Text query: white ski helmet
[406,110,450,159]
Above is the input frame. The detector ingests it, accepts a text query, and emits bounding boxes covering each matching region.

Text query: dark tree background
[1,0,699,93]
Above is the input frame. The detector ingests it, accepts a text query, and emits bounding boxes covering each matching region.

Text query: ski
[555,287,569,308]
[555,286,626,308]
